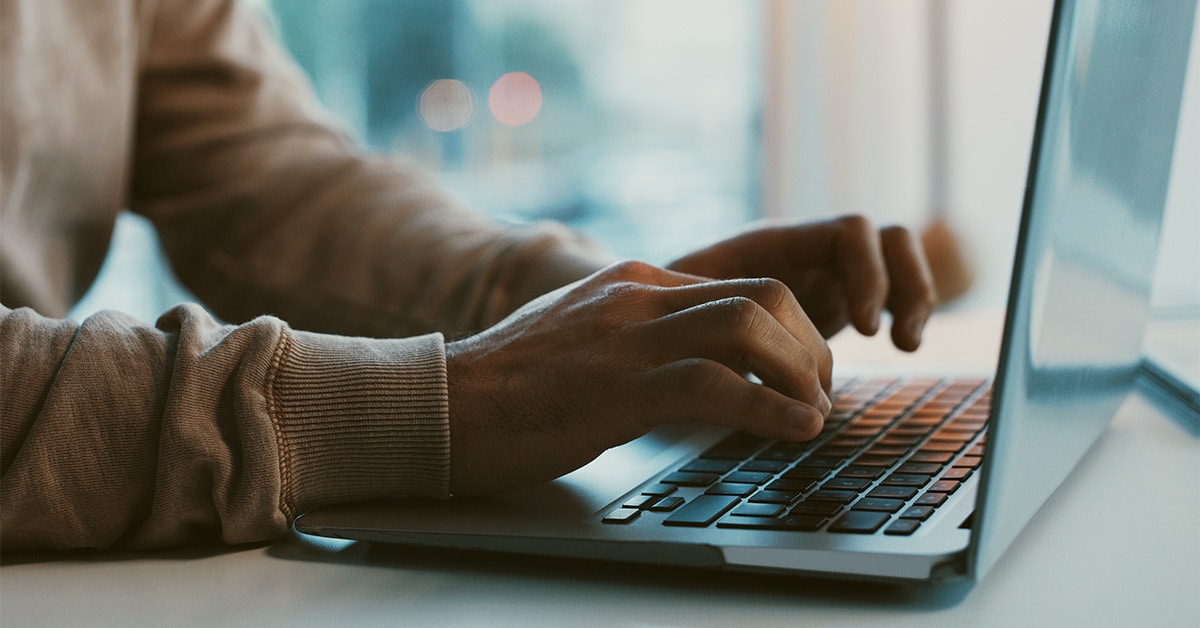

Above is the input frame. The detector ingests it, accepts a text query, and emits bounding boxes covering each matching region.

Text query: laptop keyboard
[602,377,991,536]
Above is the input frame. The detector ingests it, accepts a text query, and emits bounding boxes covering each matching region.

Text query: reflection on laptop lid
[970,0,1196,580]
[296,0,1196,584]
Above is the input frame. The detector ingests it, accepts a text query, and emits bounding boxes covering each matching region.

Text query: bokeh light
[488,72,543,127]
[418,79,474,132]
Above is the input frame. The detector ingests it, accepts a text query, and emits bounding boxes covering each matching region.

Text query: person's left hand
[666,215,937,351]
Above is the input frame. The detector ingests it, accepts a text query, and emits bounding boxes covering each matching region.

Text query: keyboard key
[921,440,965,453]
[849,422,891,433]
[641,483,678,498]
[701,432,767,459]
[731,503,786,517]
[724,471,772,485]
[796,455,844,469]
[782,467,827,481]
[901,415,943,426]
[878,435,920,447]
[915,492,948,507]
[814,445,857,458]
[792,501,844,517]
[649,496,685,512]
[900,505,935,520]
[660,471,719,487]
[738,460,786,473]
[755,447,802,462]
[718,514,825,532]
[828,510,891,534]
[679,458,737,474]
[932,428,977,441]
[941,467,972,481]
[838,466,885,480]
[882,473,932,487]
[869,486,918,500]
[822,477,872,492]
[807,489,858,503]
[854,498,906,513]
[947,420,988,432]
[890,426,933,437]
[705,483,757,497]
[749,490,801,504]
[866,445,908,457]
[928,480,960,493]
[766,478,818,492]
[662,495,740,527]
[896,462,942,475]
[908,451,954,464]
[623,495,658,509]
[885,519,922,536]
[954,456,983,469]
[853,454,899,467]
[602,508,640,524]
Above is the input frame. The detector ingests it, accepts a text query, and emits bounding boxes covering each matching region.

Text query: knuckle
[839,213,875,236]
[915,287,939,310]
[748,277,792,309]
[716,296,763,334]
[592,283,651,331]
[604,259,656,282]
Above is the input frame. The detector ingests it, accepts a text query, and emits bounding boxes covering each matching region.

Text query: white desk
[3,312,1198,627]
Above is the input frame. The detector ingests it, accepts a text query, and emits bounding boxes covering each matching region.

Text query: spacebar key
[662,495,740,527]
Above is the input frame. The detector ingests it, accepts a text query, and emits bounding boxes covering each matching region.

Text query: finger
[786,274,851,338]
[728,216,890,335]
[667,217,891,335]
[640,296,832,409]
[822,215,891,336]
[880,226,938,351]
[643,277,817,348]
[640,359,826,441]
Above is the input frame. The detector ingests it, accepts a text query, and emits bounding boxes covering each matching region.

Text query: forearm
[0,304,449,551]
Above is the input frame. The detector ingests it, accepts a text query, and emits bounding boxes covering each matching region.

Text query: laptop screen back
[971,0,1196,579]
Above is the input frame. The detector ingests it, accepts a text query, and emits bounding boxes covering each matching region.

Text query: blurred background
[72,0,1199,328]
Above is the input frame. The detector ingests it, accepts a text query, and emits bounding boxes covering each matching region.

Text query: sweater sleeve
[0,303,449,551]
[130,0,607,339]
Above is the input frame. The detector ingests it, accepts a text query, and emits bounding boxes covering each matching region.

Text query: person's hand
[667,215,938,351]
[445,261,832,495]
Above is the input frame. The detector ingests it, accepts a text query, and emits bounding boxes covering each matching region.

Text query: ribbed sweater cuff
[266,329,450,519]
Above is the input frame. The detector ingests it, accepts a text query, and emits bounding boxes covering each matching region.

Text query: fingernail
[787,405,823,436]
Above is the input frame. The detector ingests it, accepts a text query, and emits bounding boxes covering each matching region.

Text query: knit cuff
[266,329,450,519]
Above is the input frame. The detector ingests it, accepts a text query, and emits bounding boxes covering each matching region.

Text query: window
[268,0,764,261]
[73,0,1196,323]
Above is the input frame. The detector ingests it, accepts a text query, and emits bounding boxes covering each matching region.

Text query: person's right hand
[445,261,832,496]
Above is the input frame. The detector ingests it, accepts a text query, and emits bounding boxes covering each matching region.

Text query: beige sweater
[0,0,604,550]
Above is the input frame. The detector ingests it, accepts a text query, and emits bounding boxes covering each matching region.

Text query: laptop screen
[971,0,1196,579]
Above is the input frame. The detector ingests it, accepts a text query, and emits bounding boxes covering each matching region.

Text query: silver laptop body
[297,0,1196,584]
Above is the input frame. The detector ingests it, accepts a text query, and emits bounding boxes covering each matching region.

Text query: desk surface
[3,312,1198,627]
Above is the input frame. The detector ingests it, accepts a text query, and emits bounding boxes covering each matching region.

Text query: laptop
[297,0,1196,584]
